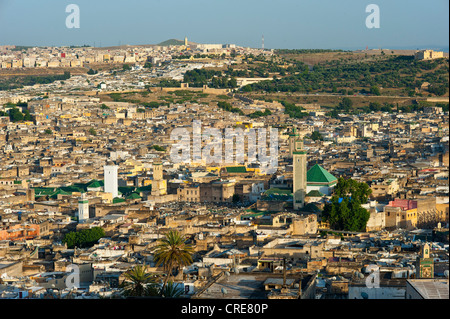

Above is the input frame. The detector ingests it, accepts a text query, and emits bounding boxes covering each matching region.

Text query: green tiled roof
[302,203,322,213]
[86,179,104,188]
[264,188,292,196]
[261,187,293,201]
[307,164,337,184]
[33,187,57,196]
[118,186,135,196]
[113,197,126,204]
[136,185,152,192]
[306,190,325,197]
[50,189,71,199]
[126,192,142,200]
[225,166,247,173]
[60,185,85,193]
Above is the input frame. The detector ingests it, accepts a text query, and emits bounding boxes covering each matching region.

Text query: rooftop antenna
[262,35,264,50]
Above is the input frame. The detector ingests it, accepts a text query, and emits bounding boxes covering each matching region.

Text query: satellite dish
[225,271,230,277]
[234,268,239,274]
[361,292,369,299]
[221,288,228,295]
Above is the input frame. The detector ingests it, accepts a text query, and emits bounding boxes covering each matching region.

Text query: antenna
[262,35,264,50]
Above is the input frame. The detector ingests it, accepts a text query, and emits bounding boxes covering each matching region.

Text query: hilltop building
[414,50,444,61]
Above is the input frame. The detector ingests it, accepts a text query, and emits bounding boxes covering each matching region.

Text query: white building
[104,165,119,198]
[78,193,89,222]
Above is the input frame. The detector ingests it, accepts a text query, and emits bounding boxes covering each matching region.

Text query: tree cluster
[62,227,105,249]
[322,177,372,232]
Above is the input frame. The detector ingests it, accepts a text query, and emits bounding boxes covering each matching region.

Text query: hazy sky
[0,0,448,50]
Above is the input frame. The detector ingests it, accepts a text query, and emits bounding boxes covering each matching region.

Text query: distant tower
[262,35,264,50]
[438,123,443,138]
[151,161,166,196]
[288,127,301,158]
[293,132,307,210]
[104,165,119,198]
[184,36,188,46]
[416,243,434,278]
[153,161,163,181]
[78,193,89,223]
[389,141,395,158]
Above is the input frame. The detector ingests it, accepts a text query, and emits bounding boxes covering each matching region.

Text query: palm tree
[161,280,184,298]
[120,265,159,297]
[154,230,193,296]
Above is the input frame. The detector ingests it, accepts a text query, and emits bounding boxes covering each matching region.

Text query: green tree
[120,265,159,297]
[89,127,97,136]
[310,131,324,141]
[23,109,33,121]
[44,128,53,135]
[428,84,448,96]
[9,108,24,122]
[152,145,166,152]
[62,227,105,248]
[322,177,372,232]
[338,97,353,112]
[154,230,193,296]
[160,281,184,298]
[370,85,381,96]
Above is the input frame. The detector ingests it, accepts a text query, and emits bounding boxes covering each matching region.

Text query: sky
[0,0,448,50]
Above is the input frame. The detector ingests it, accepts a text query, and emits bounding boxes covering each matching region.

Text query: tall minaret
[288,127,300,158]
[78,193,89,223]
[416,243,434,279]
[293,133,307,210]
[104,164,118,198]
[151,160,166,196]
[184,36,188,46]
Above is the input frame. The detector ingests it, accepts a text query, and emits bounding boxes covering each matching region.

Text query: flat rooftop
[196,274,268,299]
[407,279,449,299]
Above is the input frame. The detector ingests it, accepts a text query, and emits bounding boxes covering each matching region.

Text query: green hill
[158,39,185,46]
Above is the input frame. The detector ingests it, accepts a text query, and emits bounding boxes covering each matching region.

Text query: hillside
[158,39,185,46]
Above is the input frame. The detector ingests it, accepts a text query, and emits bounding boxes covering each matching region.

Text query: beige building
[290,214,318,235]
[414,50,444,60]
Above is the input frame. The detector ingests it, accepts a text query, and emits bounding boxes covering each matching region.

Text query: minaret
[78,193,89,223]
[438,123,443,138]
[184,36,188,47]
[151,160,166,196]
[288,127,300,158]
[293,133,307,210]
[416,243,434,279]
[104,164,119,198]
